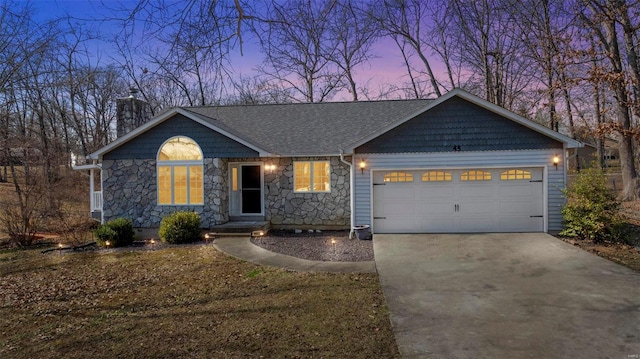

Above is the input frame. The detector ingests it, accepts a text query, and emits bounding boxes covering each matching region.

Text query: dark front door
[230,163,263,216]
[241,165,262,214]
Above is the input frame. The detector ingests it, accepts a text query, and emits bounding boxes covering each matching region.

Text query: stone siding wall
[101,156,351,229]
[264,157,350,227]
[102,158,228,227]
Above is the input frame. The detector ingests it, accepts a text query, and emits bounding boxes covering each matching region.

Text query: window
[231,167,238,191]
[383,172,414,182]
[500,169,532,180]
[461,170,492,181]
[422,171,452,182]
[157,136,204,205]
[294,161,330,192]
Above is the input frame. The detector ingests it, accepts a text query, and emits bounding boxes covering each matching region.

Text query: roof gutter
[340,149,355,239]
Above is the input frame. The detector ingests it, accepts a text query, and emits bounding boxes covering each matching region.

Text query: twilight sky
[30,0,423,101]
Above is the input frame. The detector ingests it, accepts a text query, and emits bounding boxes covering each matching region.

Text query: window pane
[232,167,238,191]
[461,170,492,181]
[158,136,203,161]
[190,166,203,204]
[158,166,172,204]
[294,162,311,192]
[500,169,531,180]
[174,166,188,204]
[384,172,414,182]
[422,171,452,182]
[313,162,330,192]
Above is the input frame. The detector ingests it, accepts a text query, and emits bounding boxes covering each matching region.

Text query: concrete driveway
[374,233,640,358]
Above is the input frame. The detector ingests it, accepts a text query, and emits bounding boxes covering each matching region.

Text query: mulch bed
[251,230,374,262]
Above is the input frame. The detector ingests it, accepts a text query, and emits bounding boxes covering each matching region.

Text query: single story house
[77,89,582,234]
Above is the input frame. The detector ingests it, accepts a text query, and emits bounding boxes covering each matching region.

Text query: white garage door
[372,168,544,233]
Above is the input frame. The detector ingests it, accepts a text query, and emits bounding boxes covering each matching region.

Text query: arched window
[157,136,203,205]
[383,172,414,182]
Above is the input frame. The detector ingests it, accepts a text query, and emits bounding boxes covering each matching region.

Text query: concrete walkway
[374,233,640,358]
[213,236,376,273]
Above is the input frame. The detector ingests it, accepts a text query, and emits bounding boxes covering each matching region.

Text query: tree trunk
[604,12,638,199]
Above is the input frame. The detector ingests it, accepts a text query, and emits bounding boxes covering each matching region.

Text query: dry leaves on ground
[0,244,399,359]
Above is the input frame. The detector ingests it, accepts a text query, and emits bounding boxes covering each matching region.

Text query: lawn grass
[0,244,399,358]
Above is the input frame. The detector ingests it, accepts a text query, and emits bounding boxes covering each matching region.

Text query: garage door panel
[419,185,454,199]
[419,200,453,214]
[461,202,496,214]
[499,200,535,214]
[375,218,418,233]
[381,201,417,216]
[458,184,494,199]
[372,168,544,233]
[499,183,534,196]
[376,186,414,200]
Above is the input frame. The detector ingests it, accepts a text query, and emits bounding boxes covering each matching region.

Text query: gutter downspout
[340,150,355,239]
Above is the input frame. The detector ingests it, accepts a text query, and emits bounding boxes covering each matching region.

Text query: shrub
[560,167,627,243]
[0,207,40,247]
[94,225,117,247]
[159,211,202,244]
[94,218,135,247]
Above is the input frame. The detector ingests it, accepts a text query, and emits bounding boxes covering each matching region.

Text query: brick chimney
[116,88,152,137]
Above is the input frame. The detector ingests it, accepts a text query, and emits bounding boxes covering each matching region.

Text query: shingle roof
[183,100,432,156]
[88,89,582,161]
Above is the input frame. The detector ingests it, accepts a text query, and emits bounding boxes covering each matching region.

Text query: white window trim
[293,160,331,193]
[156,136,204,206]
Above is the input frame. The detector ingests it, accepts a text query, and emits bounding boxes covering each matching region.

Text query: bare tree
[226,74,292,105]
[109,0,247,107]
[509,0,576,131]
[328,0,380,101]
[369,0,443,97]
[0,1,66,244]
[446,0,532,108]
[578,0,640,200]
[254,0,343,102]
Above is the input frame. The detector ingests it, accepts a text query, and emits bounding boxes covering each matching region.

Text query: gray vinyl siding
[356,96,563,153]
[104,114,259,160]
[353,149,566,232]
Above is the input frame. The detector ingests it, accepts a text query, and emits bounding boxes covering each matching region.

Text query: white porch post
[89,168,95,211]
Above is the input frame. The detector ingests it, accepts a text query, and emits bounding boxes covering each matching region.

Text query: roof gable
[347,89,582,152]
[89,108,269,160]
[103,114,259,160]
[355,96,563,153]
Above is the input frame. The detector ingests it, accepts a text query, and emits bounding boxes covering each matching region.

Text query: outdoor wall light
[359,159,366,174]
[265,163,276,173]
[553,154,560,170]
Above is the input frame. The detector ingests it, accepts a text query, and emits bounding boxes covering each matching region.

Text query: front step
[207,221,270,237]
